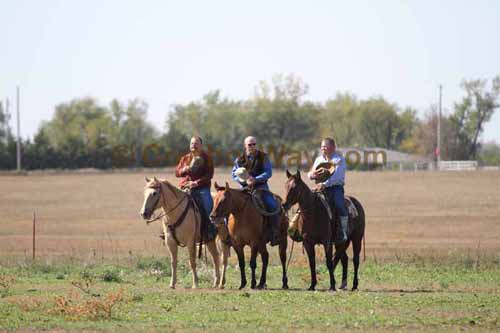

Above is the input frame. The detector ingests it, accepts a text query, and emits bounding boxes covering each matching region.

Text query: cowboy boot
[336,216,348,244]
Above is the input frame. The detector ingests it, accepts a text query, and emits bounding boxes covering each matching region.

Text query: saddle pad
[316,192,333,220]
[345,197,358,219]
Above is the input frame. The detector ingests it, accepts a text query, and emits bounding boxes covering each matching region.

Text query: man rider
[231,136,280,246]
[308,137,348,244]
[175,136,215,239]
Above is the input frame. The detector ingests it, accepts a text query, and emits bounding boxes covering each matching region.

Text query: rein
[146,182,193,247]
[146,194,188,225]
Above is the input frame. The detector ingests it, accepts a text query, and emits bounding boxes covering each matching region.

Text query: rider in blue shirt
[231,136,280,246]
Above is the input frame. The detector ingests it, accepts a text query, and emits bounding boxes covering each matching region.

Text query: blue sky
[1,0,500,143]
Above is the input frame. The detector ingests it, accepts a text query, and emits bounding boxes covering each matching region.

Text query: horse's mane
[160,179,185,198]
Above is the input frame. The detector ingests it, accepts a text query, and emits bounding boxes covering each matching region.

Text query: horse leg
[219,241,230,289]
[340,249,349,290]
[188,241,199,289]
[206,240,221,288]
[250,247,258,289]
[324,242,335,291]
[166,237,178,289]
[304,241,317,291]
[352,236,362,291]
[279,235,289,289]
[257,244,269,289]
[234,246,247,290]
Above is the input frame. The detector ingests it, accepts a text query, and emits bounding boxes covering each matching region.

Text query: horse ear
[153,176,158,183]
[296,169,301,179]
[286,169,292,178]
[145,176,150,183]
[214,182,223,191]
[225,182,230,191]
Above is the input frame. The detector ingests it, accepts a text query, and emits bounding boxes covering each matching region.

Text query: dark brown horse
[283,170,365,291]
[210,182,289,290]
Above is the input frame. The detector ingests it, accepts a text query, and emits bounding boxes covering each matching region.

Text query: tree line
[1,74,499,170]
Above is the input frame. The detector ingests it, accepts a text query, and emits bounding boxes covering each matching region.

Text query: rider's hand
[315,183,325,192]
[316,168,327,177]
[182,166,191,174]
[246,176,256,185]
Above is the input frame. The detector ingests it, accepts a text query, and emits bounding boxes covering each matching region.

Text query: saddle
[182,189,217,243]
[287,194,358,243]
[241,187,282,217]
[241,187,282,245]
[315,193,358,221]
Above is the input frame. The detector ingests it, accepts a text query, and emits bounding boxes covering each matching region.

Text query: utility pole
[437,85,442,169]
[16,86,21,171]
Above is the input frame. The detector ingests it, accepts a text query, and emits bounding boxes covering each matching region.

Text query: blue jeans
[324,185,347,217]
[192,186,217,240]
[191,187,213,217]
[261,190,278,212]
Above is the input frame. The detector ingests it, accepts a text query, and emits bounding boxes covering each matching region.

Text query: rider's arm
[307,157,321,180]
[231,159,246,186]
[175,155,190,177]
[322,156,346,187]
[254,156,272,184]
[192,153,214,188]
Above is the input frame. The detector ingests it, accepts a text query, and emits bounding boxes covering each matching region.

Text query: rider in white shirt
[308,137,348,243]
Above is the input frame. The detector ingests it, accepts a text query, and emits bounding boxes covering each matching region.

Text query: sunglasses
[247,143,256,147]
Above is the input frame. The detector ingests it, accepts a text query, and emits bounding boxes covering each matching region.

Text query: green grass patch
[0,255,499,331]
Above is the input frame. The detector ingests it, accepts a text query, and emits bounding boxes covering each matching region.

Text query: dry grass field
[1,169,500,261]
[2,169,500,332]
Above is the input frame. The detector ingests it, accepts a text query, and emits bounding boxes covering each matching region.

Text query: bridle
[284,177,305,210]
[145,182,188,225]
[211,190,234,222]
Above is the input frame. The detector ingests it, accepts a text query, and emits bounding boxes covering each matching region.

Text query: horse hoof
[169,285,175,289]
[308,286,315,291]
[257,283,266,290]
[239,283,247,290]
[352,287,358,292]
[329,288,337,293]
[282,284,289,290]
[340,280,348,290]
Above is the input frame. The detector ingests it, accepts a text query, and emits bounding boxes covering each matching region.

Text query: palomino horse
[210,182,289,290]
[283,170,365,291]
[139,177,221,289]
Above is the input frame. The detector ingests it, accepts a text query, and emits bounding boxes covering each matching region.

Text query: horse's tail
[348,196,366,262]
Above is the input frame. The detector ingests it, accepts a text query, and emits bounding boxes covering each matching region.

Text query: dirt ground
[1,169,500,260]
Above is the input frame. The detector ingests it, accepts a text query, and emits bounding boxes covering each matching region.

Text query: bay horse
[283,170,365,291]
[139,177,221,289]
[210,182,289,290]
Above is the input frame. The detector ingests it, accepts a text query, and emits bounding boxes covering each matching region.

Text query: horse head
[210,181,231,224]
[283,169,303,211]
[139,176,163,220]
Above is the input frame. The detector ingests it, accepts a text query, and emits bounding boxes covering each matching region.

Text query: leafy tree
[0,102,14,169]
[358,97,406,149]
[449,76,500,159]
[321,93,361,147]
[407,106,454,160]
[478,142,500,166]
